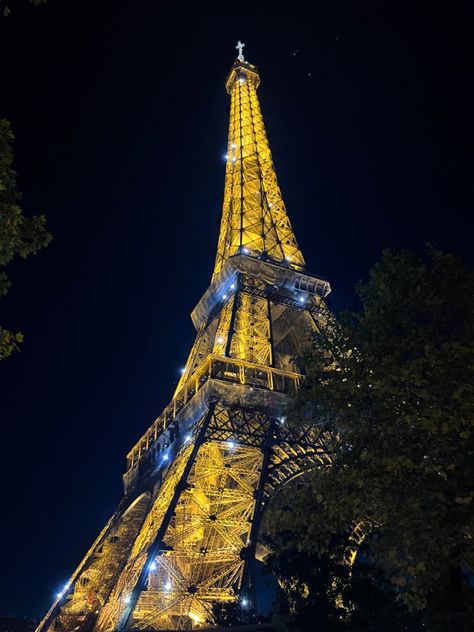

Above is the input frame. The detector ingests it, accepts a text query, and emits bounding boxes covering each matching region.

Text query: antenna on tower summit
[236,40,245,61]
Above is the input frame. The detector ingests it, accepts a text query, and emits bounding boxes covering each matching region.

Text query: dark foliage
[0,119,51,359]
[264,248,474,627]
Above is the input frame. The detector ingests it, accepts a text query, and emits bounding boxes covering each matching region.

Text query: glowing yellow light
[189,612,203,624]
[36,48,332,632]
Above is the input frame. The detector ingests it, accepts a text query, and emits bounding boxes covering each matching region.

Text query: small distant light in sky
[307,72,312,77]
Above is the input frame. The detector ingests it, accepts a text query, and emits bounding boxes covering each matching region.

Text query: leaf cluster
[1,0,46,18]
[0,119,51,359]
[265,247,474,619]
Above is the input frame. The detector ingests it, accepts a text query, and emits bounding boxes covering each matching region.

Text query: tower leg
[115,411,212,630]
[93,405,270,631]
[36,493,152,632]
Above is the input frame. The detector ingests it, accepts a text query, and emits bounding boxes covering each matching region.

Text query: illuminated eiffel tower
[37,44,332,632]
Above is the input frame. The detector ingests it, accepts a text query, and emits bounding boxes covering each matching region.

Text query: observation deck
[123,354,302,493]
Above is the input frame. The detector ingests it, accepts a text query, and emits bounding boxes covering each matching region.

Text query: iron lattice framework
[37,52,333,632]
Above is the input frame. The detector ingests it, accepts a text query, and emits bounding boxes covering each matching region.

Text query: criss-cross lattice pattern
[94,446,195,632]
[213,62,305,279]
[35,55,335,632]
[128,441,263,630]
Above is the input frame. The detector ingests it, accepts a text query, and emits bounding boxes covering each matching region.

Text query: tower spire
[213,47,305,280]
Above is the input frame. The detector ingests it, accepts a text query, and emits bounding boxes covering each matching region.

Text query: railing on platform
[125,354,301,470]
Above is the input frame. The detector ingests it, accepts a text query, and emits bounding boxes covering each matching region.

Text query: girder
[36,51,337,632]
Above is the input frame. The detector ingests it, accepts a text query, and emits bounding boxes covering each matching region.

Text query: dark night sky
[0,0,472,619]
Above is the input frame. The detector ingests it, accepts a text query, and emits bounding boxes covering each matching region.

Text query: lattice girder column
[89,405,271,631]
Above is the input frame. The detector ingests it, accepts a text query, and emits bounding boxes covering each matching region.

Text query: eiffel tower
[37,45,332,632]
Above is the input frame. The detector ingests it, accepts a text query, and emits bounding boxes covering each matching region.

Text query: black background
[0,0,472,618]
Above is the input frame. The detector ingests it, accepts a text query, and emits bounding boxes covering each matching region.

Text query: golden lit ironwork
[213,60,305,279]
[36,47,332,632]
